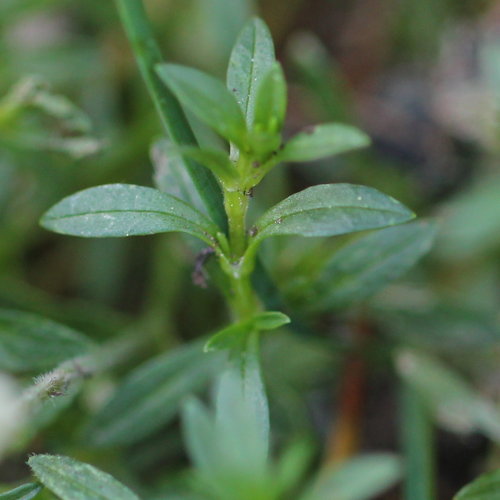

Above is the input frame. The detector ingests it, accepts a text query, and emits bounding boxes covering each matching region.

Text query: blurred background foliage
[0,0,500,498]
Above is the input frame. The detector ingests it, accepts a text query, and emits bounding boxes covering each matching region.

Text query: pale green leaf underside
[454,469,500,500]
[156,64,247,146]
[41,184,219,245]
[0,309,93,373]
[279,123,370,162]
[254,184,414,241]
[303,454,402,500]
[28,455,139,500]
[0,483,42,500]
[306,219,437,311]
[227,17,275,126]
[395,349,500,442]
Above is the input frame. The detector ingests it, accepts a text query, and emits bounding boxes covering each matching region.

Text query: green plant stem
[401,381,436,500]
[224,188,250,259]
[115,0,225,229]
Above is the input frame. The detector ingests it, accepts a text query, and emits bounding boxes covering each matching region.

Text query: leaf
[151,139,208,219]
[437,175,500,260]
[0,309,93,373]
[116,0,226,228]
[381,304,500,351]
[227,17,275,127]
[395,349,500,441]
[204,311,290,352]
[251,184,414,244]
[85,341,219,446]
[304,219,437,312]
[156,64,247,147]
[253,63,287,136]
[303,454,402,500]
[178,146,238,185]
[278,123,370,162]
[28,455,139,500]
[0,483,42,500]
[454,469,500,500]
[41,184,220,245]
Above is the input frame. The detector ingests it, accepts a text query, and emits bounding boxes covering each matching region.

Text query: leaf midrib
[44,208,213,234]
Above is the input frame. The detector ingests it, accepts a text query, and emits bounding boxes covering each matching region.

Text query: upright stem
[224,189,250,259]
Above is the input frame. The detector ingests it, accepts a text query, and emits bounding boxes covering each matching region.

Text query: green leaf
[28,455,139,500]
[437,174,500,260]
[278,123,370,162]
[395,349,500,442]
[156,64,247,146]
[182,368,273,500]
[253,63,287,136]
[304,219,437,312]
[381,304,500,351]
[41,184,220,246]
[0,309,93,373]
[454,469,500,499]
[227,17,275,127]
[303,454,402,500]
[178,146,238,185]
[204,311,290,352]
[0,483,42,500]
[85,341,219,446]
[251,184,414,243]
[116,0,226,229]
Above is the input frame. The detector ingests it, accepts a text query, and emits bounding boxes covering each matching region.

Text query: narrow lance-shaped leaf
[302,219,437,312]
[156,64,247,147]
[0,309,93,373]
[28,455,139,500]
[0,483,42,500]
[115,0,226,228]
[278,123,370,162]
[302,454,402,500]
[85,341,220,446]
[250,184,414,245]
[395,349,500,442]
[227,17,275,126]
[454,469,500,500]
[41,184,220,246]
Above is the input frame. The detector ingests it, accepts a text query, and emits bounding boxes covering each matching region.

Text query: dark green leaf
[156,64,247,146]
[454,469,500,500]
[227,17,275,127]
[304,219,437,312]
[252,184,414,243]
[303,454,402,500]
[28,455,139,500]
[0,309,93,373]
[0,483,42,500]
[41,184,220,245]
[85,341,219,446]
[253,63,287,136]
[278,123,370,162]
